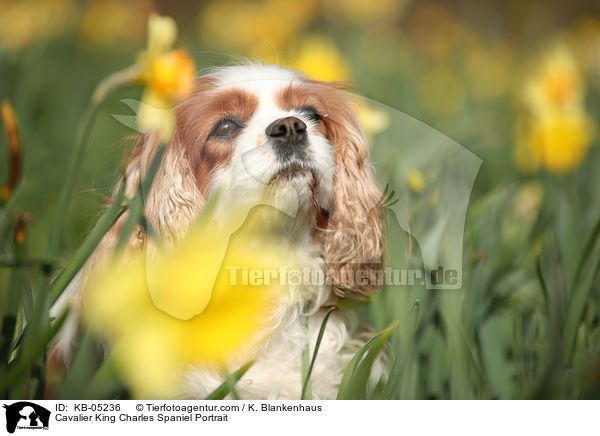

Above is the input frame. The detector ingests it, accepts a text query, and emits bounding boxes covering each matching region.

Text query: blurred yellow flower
[80,0,153,47]
[85,215,292,398]
[523,43,584,116]
[136,15,196,142]
[0,0,75,51]
[145,14,178,56]
[199,0,318,58]
[406,169,425,194]
[516,42,594,174]
[148,49,196,100]
[354,100,390,139]
[516,110,593,174]
[92,14,196,142]
[288,36,351,82]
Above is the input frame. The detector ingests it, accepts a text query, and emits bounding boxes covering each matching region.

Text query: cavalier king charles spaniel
[51,63,384,399]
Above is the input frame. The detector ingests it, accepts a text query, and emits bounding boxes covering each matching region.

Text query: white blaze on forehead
[212,64,302,88]
[212,64,303,117]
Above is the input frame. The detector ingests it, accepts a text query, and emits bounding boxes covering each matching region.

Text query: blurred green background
[2,0,600,399]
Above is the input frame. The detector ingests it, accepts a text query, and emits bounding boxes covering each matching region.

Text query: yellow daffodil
[85,210,296,398]
[92,14,196,142]
[523,43,584,116]
[515,42,594,174]
[288,36,351,82]
[516,110,593,174]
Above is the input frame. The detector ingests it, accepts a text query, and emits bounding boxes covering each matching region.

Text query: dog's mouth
[269,161,316,184]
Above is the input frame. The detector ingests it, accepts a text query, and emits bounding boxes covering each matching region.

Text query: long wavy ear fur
[80,130,203,287]
[315,83,384,299]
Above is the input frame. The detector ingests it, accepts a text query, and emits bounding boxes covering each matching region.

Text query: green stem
[116,144,166,249]
[224,371,241,400]
[46,105,100,257]
[50,187,126,304]
[301,307,335,400]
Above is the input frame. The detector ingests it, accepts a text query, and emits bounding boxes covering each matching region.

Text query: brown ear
[317,85,384,299]
[83,130,203,277]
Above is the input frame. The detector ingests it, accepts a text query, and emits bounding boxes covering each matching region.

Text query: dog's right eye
[208,117,242,139]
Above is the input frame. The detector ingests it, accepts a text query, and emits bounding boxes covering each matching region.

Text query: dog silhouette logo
[3,402,50,433]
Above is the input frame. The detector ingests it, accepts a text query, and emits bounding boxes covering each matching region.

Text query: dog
[50,63,384,399]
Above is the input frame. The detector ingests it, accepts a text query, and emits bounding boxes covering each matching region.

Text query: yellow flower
[145,14,178,56]
[516,110,593,174]
[148,49,196,100]
[516,42,595,174]
[354,100,390,138]
[286,36,351,82]
[135,90,176,145]
[406,169,425,194]
[136,15,195,142]
[85,212,295,398]
[92,14,196,142]
[523,42,583,116]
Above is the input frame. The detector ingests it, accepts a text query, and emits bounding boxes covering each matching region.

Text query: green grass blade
[46,105,100,257]
[301,307,335,400]
[116,144,166,249]
[382,300,420,399]
[337,321,398,400]
[0,308,69,392]
[204,361,254,400]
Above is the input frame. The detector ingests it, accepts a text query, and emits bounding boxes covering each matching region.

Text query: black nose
[266,116,307,144]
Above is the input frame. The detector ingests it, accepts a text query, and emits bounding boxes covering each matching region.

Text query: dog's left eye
[208,117,242,139]
[299,106,322,123]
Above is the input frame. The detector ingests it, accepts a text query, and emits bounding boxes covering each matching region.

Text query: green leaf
[204,361,254,400]
[0,308,69,393]
[337,321,398,400]
[382,300,420,399]
[301,307,335,399]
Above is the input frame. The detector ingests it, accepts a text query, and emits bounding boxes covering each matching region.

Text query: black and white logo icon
[3,402,50,433]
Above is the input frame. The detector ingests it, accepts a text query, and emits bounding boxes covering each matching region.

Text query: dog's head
[125,64,384,298]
